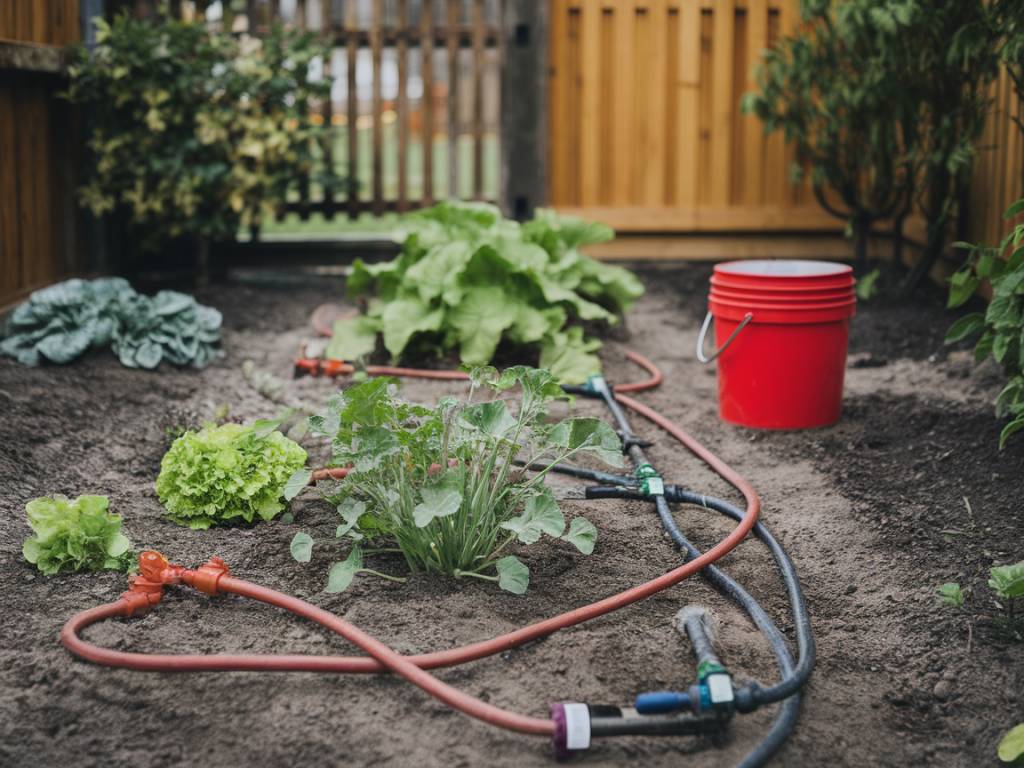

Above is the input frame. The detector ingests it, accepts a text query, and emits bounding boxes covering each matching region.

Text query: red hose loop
[61,351,759,740]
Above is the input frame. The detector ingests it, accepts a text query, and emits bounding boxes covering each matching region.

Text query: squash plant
[289,367,622,594]
[946,198,1024,447]
[66,14,336,251]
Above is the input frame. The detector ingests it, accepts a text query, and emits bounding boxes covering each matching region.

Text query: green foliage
[22,495,133,576]
[989,562,1024,601]
[66,14,336,249]
[292,367,620,593]
[328,202,643,384]
[937,582,965,608]
[856,269,882,301]
[742,0,920,247]
[946,198,1024,447]
[156,421,308,529]
[0,277,221,369]
[998,723,1024,763]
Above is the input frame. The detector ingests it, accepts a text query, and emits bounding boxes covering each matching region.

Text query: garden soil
[0,265,1020,768]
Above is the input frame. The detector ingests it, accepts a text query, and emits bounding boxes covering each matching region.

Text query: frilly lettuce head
[22,494,134,575]
[156,422,307,529]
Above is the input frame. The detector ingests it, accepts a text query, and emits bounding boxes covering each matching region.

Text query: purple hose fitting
[550,702,591,761]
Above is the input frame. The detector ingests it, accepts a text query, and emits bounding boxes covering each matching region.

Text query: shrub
[66,14,335,250]
[327,202,644,384]
[22,495,133,575]
[156,421,308,529]
[946,198,1024,447]
[291,367,622,594]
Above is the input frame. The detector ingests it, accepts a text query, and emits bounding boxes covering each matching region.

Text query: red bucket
[699,261,856,429]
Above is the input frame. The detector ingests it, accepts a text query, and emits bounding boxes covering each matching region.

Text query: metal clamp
[696,311,753,364]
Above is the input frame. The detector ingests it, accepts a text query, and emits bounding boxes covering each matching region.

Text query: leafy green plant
[291,367,620,594]
[937,582,965,608]
[946,198,1024,447]
[66,14,335,250]
[22,495,133,576]
[0,277,221,369]
[156,421,307,529]
[989,562,1024,601]
[999,723,1024,764]
[328,202,643,384]
[742,0,921,275]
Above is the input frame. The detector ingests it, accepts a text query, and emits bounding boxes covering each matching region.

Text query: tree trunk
[901,169,952,297]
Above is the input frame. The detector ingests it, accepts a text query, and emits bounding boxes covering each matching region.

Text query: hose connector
[583,374,609,397]
[294,357,353,378]
[551,702,591,761]
[635,463,664,497]
[183,556,231,596]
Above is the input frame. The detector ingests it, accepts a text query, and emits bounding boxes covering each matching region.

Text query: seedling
[937,582,965,608]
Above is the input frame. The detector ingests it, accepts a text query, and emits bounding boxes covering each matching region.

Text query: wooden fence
[968,64,1024,248]
[0,1,83,308]
[176,0,505,222]
[547,0,833,233]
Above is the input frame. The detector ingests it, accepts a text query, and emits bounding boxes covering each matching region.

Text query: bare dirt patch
[0,266,1020,767]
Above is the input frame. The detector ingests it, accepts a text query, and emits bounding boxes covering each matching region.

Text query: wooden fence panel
[0,0,83,309]
[548,0,837,232]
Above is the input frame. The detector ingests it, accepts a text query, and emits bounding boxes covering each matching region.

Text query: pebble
[933,679,953,701]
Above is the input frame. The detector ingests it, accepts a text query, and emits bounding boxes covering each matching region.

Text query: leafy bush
[0,277,221,369]
[327,202,644,384]
[946,198,1024,447]
[66,14,334,248]
[156,421,307,529]
[291,367,621,594]
[22,495,133,575]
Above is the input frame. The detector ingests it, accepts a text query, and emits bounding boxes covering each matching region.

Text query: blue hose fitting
[635,689,693,714]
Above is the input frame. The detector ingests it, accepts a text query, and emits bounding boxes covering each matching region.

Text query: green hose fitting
[584,374,609,396]
[635,463,664,496]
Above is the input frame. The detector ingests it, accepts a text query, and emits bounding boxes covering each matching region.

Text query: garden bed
[0,265,1020,767]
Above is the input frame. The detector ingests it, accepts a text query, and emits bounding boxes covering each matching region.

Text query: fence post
[500,0,548,220]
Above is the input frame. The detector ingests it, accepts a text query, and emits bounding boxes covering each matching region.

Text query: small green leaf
[562,517,598,555]
[290,532,314,563]
[413,482,463,527]
[944,313,985,345]
[461,400,516,438]
[252,418,282,438]
[495,555,529,594]
[335,497,367,540]
[548,417,624,467]
[500,488,565,544]
[284,468,312,501]
[1000,417,1024,450]
[998,723,1024,763]
[936,582,964,608]
[326,546,364,592]
[988,561,1024,599]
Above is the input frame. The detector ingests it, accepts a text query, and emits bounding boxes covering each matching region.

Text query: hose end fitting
[184,556,231,596]
[551,702,591,761]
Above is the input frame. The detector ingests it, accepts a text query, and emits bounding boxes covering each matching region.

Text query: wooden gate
[0,1,83,308]
[547,0,838,233]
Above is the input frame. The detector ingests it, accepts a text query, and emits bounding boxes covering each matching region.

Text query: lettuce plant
[327,202,643,384]
[22,495,133,576]
[290,367,622,594]
[156,421,307,529]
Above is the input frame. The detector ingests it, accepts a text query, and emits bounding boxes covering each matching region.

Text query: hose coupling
[183,556,231,596]
[618,433,654,453]
[582,374,610,397]
[634,464,664,497]
[551,702,592,761]
[294,357,352,378]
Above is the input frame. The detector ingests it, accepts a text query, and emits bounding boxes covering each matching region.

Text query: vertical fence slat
[743,0,767,206]
[446,0,459,198]
[645,0,668,205]
[321,0,335,216]
[422,0,435,205]
[371,0,383,214]
[345,0,359,217]
[471,0,485,199]
[0,83,20,302]
[675,0,699,207]
[396,0,409,211]
[295,0,311,217]
[579,1,601,205]
[548,0,568,205]
[708,0,733,206]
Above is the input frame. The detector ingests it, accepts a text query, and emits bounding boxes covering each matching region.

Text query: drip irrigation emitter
[61,346,814,767]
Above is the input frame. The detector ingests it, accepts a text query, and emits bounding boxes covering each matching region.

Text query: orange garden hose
[62,348,758,740]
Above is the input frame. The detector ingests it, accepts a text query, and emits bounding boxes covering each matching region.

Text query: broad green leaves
[295,365,608,594]
[946,196,1024,448]
[290,532,314,563]
[496,556,530,595]
[988,562,1024,600]
[326,547,364,593]
[335,202,643,384]
[22,495,134,576]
